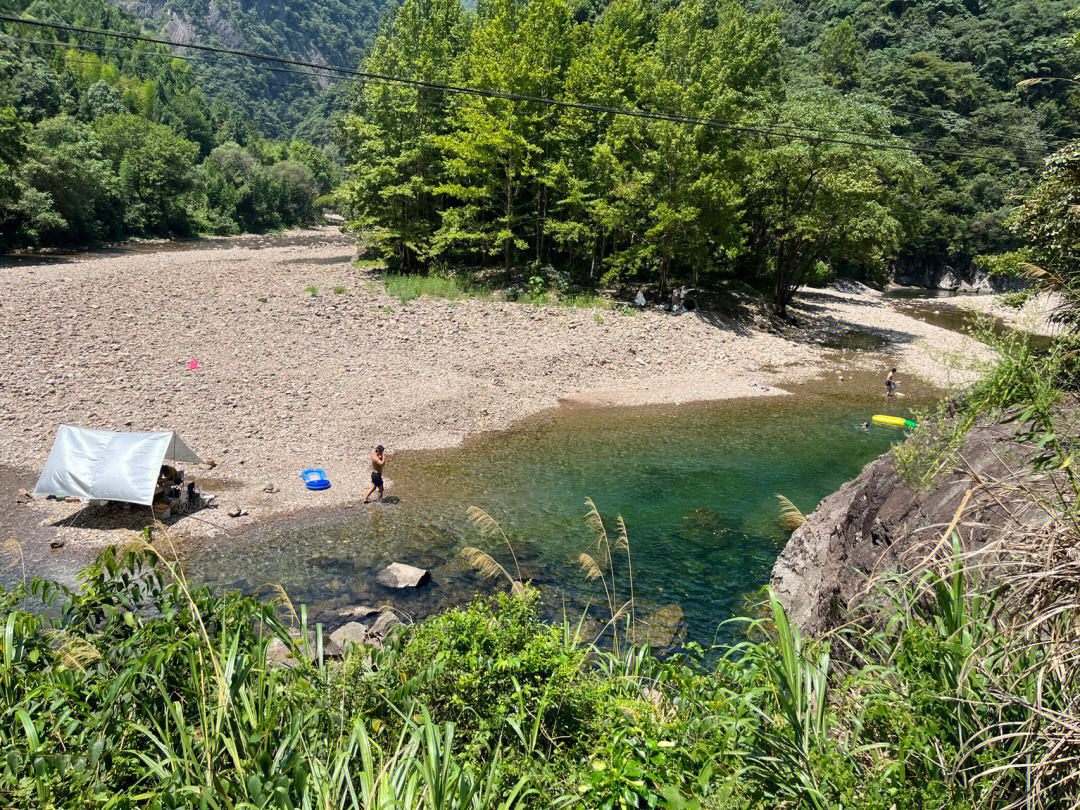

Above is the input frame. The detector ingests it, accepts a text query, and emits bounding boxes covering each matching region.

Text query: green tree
[549,0,654,282]
[95,113,198,235]
[339,0,468,270]
[435,0,578,279]
[269,159,321,224]
[9,57,69,123]
[597,0,780,292]
[744,90,921,315]
[79,80,126,121]
[1012,142,1080,326]
[819,19,862,89]
[20,115,120,244]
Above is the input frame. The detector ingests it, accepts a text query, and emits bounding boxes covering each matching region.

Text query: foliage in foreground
[3,493,1078,809]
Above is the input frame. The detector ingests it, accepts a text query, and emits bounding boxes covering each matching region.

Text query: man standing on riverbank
[365,445,386,503]
[886,368,898,397]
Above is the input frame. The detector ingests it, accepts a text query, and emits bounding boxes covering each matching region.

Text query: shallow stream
[173,392,919,649]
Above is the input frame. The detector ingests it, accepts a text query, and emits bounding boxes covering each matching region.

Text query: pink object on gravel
[189,359,199,370]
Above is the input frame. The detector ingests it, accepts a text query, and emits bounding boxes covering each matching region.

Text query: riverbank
[1,227,993,550]
[949,290,1063,337]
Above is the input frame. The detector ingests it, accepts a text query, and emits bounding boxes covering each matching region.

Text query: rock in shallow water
[376,562,430,589]
[368,610,401,639]
[771,412,1059,637]
[641,604,687,649]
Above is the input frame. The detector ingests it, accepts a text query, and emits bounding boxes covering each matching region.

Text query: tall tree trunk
[505,164,513,285]
[773,247,789,317]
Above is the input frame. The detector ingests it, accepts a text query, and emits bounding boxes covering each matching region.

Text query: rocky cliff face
[771,416,1050,636]
[892,257,1025,293]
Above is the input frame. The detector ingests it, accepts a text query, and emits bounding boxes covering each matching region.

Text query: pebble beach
[1,226,993,549]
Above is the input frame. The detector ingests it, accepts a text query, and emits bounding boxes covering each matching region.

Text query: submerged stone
[640,604,687,649]
[368,610,401,639]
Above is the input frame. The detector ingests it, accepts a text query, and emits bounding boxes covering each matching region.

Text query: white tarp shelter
[33,425,202,506]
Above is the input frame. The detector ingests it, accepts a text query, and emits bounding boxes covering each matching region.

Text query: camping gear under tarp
[33,425,202,506]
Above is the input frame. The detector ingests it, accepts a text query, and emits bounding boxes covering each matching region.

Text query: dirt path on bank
[1,227,993,550]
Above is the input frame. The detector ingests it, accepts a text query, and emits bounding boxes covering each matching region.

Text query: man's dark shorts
[371,472,383,488]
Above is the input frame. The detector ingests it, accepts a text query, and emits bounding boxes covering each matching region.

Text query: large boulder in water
[771,410,1062,637]
[376,562,430,589]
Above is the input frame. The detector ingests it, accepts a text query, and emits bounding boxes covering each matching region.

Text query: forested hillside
[757,0,1080,275]
[2,0,1075,282]
[338,0,1077,309]
[0,0,338,248]
[113,0,389,137]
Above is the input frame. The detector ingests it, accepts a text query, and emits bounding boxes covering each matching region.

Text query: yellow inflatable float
[873,414,917,428]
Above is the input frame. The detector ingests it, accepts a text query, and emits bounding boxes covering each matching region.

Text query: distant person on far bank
[670,286,685,313]
[886,368,898,397]
[635,285,647,308]
[365,445,386,503]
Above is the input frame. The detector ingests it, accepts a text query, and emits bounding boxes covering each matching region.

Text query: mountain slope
[114,0,391,138]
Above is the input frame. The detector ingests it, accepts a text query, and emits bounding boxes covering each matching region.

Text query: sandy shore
[1,227,994,548]
[949,291,1063,338]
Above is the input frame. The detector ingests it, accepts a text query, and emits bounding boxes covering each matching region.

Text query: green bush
[337,591,606,764]
[3,468,1077,808]
[998,288,1034,309]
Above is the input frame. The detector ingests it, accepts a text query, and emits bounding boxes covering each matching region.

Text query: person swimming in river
[886,368,898,397]
[364,445,386,503]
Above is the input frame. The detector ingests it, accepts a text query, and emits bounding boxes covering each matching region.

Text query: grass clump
[333,285,348,295]
[383,273,487,304]
[999,287,1034,309]
[304,282,319,297]
[3,496,1080,808]
[895,322,1079,490]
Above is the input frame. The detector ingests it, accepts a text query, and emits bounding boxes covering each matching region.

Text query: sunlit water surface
[174,394,913,649]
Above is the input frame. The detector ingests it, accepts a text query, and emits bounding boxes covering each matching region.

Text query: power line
[14,32,1039,156]
[0,13,1047,166]
[3,35,350,91]
[2,34,345,84]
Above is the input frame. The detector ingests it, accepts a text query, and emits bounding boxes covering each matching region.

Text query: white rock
[376,562,430,589]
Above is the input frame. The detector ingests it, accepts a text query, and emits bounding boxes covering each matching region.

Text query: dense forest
[0,0,338,249]
[1,0,1077,309]
[338,0,1078,310]
[762,0,1080,275]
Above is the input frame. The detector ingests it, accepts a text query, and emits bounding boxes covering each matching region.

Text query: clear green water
[175,392,914,649]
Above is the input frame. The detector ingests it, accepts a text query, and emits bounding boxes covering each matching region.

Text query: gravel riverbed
[1,227,992,550]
